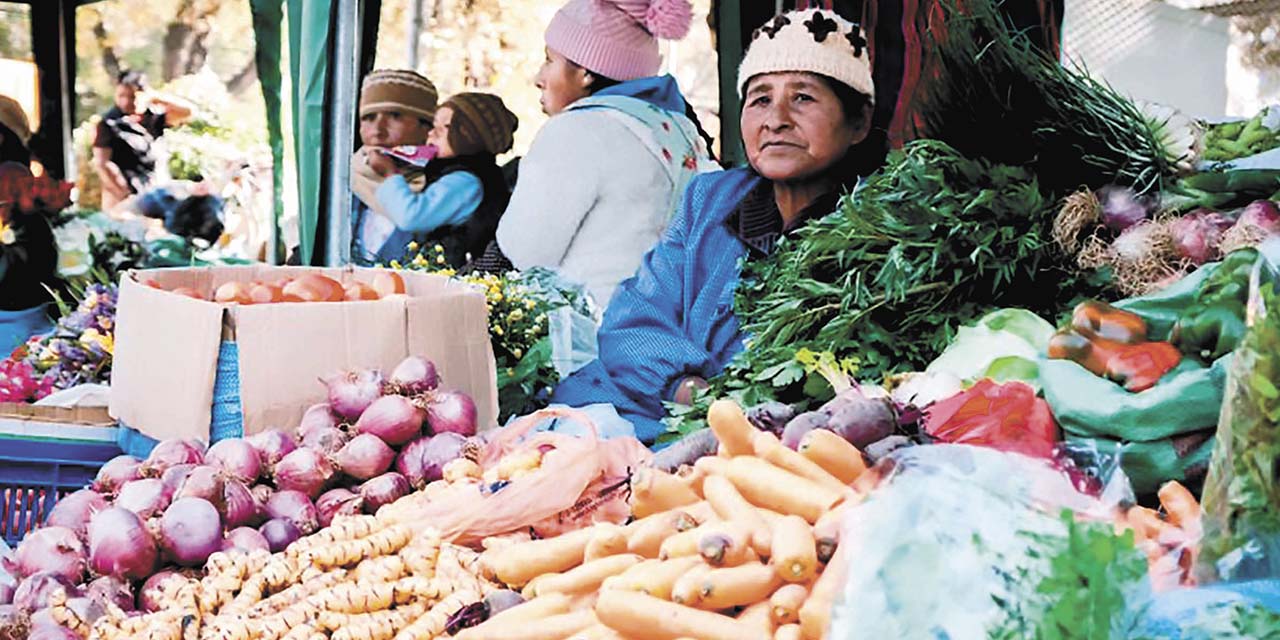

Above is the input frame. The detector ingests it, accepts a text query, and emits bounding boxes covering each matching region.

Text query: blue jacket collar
[592,74,688,113]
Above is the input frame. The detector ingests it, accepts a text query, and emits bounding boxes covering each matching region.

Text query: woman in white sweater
[474,0,718,307]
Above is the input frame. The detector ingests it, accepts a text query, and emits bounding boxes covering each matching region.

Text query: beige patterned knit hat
[737,9,873,102]
[359,69,439,123]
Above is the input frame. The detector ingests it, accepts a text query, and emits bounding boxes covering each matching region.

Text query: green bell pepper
[1172,302,1248,362]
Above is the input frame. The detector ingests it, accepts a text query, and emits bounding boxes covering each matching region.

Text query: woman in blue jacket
[552,8,876,442]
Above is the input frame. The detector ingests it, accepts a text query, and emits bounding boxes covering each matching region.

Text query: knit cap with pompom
[545,0,694,82]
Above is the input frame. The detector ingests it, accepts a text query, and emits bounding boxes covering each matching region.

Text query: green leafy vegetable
[1198,279,1280,581]
[665,140,1102,435]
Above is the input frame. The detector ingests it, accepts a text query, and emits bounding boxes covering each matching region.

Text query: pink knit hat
[544,0,694,82]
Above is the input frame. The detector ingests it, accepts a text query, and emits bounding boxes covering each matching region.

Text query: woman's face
[359,110,431,148]
[427,106,456,158]
[536,48,592,116]
[741,72,868,183]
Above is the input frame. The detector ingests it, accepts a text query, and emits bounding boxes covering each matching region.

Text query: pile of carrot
[463,399,872,640]
[85,512,499,640]
[1118,480,1203,590]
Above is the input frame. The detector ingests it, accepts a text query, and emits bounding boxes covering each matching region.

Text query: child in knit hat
[353,71,518,268]
[474,0,719,308]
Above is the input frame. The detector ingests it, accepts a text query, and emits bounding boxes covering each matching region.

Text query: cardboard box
[109,266,497,442]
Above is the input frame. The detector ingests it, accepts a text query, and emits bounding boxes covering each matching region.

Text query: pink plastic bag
[409,407,651,545]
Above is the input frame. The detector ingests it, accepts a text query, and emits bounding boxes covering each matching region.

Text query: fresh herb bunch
[1198,280,1280,581]
[993,512,1148,640]
[919,0,1178,196]
[666,140,1099,435]
[396,243,591,422]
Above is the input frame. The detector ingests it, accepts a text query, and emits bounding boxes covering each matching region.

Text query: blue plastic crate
[0,436,122,546]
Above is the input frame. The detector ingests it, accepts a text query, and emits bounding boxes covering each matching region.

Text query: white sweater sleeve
[496,112,604,270]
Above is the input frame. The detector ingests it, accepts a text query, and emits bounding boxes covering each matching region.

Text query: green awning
[250,0,333,265]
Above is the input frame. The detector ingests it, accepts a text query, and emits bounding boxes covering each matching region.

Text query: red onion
[301,426,350,455]
[84,576,133,612]
[1238,199,1280,234]
[388,356,439,395]
[265,490,319,534]
[299,403,340,438]
[1098,185,1151,232]
[1170,210,1231,264]
[29,625,81,640]
[92,455,142,495]
[140,440,204,478]
[87,508,157,581]
[322,369,384,420]
[221,527,271,555]
[250,484,274,521]
[159,463,196,497]
[274,448,335,498]
[396,432,466,489]
[315,489,363,528]
[0,604,27,639]
[359,473,410,514]
[175,465,226,512]
[137,570,192,613]
[12,573,75,613]
[425,390,478,437]
[0,582,12,606]
[246,430,298,468]
[334,433,396,480]
[206,439,262,484]
[259,519,302,553]
[221,480,258,529]
[354,395,425,446]
[115,479,172,520]
[45,489,107,540]
[8,527,84,583]
[158,498,222,567]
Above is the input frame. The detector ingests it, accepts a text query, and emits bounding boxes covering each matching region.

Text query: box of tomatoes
[109,266,498,443]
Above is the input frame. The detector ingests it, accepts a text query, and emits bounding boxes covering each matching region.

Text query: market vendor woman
[551,8,874,442]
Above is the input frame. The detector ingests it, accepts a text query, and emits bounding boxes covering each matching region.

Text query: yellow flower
[407,241,420,251]
[412,254,428,266]
[494,325,504,336]
[434,244,444,253]
[80,329,114,355]
[508,309,524,322]
[436,255,446,265]
[0,220,14,245]
[525,300,537,310]
[389,260,403,269]
[513,348,523,359]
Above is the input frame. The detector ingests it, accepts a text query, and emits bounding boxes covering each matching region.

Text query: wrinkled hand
[366,149,401,177]
[673,376,709,406]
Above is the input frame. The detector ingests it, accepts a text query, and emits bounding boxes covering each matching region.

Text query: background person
[92,70,193,212]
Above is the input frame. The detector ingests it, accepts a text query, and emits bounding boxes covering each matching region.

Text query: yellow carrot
[696,562,784,610]
[708,400,757,457]
[595,590,771,640]
[752,431,851,496]
[798,429,868,485]
[771,515,818,582]
[725,456,843,523]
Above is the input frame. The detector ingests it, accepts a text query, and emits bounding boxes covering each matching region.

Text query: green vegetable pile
[1203,108,1280,163]
[1198,278,1280,581]
[665,140,1103,436]
[992,513,1148,640]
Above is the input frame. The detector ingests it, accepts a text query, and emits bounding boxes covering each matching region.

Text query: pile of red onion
[2,355,481,637]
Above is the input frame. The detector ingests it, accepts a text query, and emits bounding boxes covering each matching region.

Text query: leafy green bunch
[667,140,1101,435]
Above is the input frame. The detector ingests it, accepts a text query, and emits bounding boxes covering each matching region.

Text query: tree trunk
[225,59,259,95]
[90,13,121,82]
